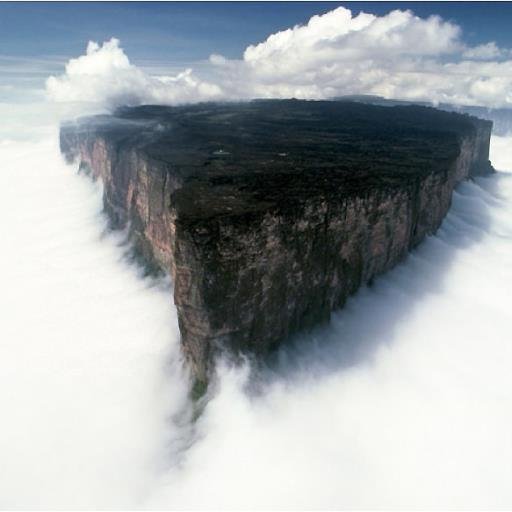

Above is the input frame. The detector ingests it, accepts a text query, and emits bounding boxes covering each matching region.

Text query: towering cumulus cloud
[46,38,223,107]
[47,6,512,110]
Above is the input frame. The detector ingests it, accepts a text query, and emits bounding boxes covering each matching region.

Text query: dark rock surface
[60,100,493,383]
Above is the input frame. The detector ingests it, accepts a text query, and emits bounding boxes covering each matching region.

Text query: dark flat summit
[72,100,489,221]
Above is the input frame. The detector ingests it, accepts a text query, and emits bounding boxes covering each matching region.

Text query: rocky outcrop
[60,100,493,383]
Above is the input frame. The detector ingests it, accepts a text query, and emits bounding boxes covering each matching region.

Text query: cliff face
[60,101,493,382]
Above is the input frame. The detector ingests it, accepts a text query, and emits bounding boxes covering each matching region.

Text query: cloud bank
[4,107,512,508]
[46,38,223,107]
[0,112,194,507]
[46,6,512,110]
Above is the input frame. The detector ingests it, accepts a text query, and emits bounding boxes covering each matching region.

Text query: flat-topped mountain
[60,100,493,384]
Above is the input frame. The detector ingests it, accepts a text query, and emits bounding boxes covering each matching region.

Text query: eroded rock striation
[60,100,493,382]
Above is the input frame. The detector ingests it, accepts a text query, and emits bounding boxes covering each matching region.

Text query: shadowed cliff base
[247,172,499,392]
[60,100,494,385]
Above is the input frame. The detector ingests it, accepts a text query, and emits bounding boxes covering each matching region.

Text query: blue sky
[1,2,511,66]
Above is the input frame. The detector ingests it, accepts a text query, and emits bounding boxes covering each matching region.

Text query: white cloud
[225,6,512,107]
[463,41,506,60]
[46,7,512,110]
[46,38,223,108]
[243,8,461,67]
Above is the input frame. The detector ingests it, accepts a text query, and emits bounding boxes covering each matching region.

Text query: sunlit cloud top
[45,6,512,109]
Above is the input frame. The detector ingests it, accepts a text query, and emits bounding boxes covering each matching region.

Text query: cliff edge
[60,100,493,383]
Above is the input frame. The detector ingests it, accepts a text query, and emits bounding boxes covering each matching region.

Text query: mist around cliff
[2,101,512,509]
[145,135,512,509]
[0,104,192,508]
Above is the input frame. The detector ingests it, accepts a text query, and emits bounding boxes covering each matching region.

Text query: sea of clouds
[1,104,512,510]
[2,4,512,509]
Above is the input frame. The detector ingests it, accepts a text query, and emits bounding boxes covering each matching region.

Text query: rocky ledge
[60,100,493,383]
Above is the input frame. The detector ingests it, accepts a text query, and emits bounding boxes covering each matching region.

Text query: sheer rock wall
[60,101,493,382]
